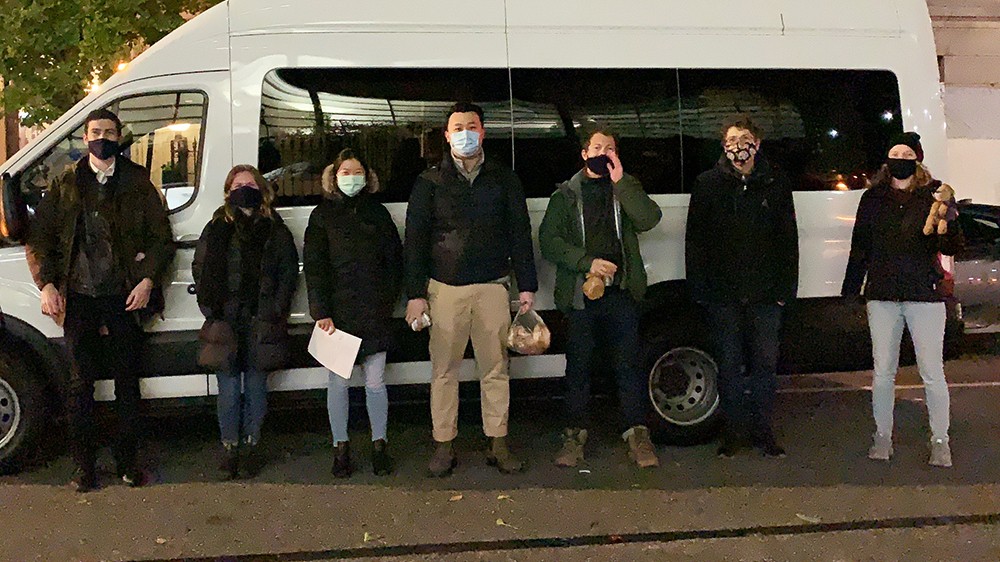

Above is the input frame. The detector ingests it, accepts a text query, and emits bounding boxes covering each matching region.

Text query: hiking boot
[868,433,893,461]
[371,439,394,476]
[753,428,786,458]
[219,442,239,480]
[929,438,952,468]
[554,428,588,468]
[486,436,524,474]
[428,441,457,477]
[623,425,659,468]
[332,441,354,478]
[72,469,99,494]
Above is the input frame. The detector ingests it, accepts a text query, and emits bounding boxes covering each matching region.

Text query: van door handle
[174,234,199,249]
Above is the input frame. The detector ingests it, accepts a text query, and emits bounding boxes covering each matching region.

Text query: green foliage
[0,0,220,126]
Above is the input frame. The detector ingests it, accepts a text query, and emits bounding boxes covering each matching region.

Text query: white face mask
[449,129,481,157]
[337,175,366,197]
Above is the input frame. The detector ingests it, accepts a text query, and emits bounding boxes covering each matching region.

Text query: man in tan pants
[405,102,538,476]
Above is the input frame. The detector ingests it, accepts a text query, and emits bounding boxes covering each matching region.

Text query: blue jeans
[704,302,783,437]
[328,351,389,444]
[216,367,268,446]
[866,300,949,441]
[564,287,647,429]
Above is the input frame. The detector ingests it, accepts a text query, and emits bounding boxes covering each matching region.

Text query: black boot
[332,441,353,478]
[752,427,786,458]
[72,467,99,493]
[241,442,266,478]
[371,439,394,476]
[717,427,744,458]
[219,443,239,480]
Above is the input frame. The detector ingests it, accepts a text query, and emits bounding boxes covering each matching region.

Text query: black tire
[643,338,723,445]
[0,350,45,473]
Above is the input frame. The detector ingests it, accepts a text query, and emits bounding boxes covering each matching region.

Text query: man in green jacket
[538,126,662,469]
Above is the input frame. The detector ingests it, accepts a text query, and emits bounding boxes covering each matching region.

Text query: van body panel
[0,0,954,403]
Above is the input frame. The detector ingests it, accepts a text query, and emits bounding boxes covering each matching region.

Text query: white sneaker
[929,438,952,468]
[867,433,893,461]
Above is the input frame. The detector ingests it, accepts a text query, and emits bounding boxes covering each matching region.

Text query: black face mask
[585,154,613,177]
[229,186,263,210]
[887,158,917,180]
[88,138,119,160]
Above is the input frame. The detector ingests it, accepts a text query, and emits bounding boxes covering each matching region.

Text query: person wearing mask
[842,132,963,468]
[538,126,663,469]
[304,149,403,477]
[192,164,298,479]
[29,108,175,492]
[404,102,538,476]
[685,114,799,459]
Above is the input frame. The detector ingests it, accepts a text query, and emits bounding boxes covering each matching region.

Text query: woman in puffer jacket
[193,164,299,479]
[304,148,403,477]
[842,132,963,468]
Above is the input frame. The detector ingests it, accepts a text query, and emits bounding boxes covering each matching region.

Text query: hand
[40,283,64,317]
[125,278,154,311]
[317,318,336,334]
[405,298,429,326]
[607,150,625,183]
[518,291,535,314]
[590,259,618,279]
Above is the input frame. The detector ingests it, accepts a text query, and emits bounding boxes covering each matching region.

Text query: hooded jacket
[539,170,662,312]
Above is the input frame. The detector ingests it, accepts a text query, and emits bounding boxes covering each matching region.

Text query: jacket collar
[714,155,774,183]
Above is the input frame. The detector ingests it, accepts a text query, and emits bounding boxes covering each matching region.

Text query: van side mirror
[0,172,28,244]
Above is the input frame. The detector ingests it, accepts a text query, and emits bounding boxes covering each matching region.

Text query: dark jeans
[703,302,783,438]
[564,287,647,430]
[64,293,143,474]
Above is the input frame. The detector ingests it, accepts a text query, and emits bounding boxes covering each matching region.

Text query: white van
[0,0,955,467]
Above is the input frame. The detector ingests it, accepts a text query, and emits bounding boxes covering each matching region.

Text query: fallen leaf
[363,532,383,543]
[449,494,464,502]
[155,537,168,545]
[496,518,518,529]
[796,513,822,524]
[578,469,591,474]
[497,494,512,501]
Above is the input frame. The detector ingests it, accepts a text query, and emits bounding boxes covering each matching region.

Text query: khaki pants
[427,279,511,442]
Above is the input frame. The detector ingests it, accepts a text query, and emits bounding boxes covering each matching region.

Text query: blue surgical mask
[337,175,366,197]
[449,130,481,157]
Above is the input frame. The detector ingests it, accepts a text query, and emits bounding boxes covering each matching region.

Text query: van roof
[226,0,915,37]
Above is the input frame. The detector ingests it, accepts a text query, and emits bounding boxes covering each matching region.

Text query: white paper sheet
[307,324,362,380]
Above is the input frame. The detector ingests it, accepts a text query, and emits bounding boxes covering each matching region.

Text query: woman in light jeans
[303,149,403,477]
[842,132,963,467]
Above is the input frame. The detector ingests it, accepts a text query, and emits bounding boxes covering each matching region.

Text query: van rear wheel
[645,344,722,445]
[0,351,44,473]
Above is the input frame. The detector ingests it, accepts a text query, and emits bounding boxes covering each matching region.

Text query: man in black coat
[685,114,799,458]
[404,102,538,476]
[29,108,175,491]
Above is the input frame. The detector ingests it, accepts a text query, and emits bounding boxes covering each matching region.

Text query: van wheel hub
[0,377,20,450]
[649,347,720,427]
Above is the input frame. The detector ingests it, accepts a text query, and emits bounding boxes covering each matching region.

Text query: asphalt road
[2,356,1000,561]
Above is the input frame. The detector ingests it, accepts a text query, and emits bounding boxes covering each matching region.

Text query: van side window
[510,68,684,197]
[260,68,513,207]
[677,69,902,192]
[19,91,207,216]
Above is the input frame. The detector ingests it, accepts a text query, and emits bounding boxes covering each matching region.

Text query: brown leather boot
[428,440,457,477]
[486,436,524,474]
[554,428,588,468]
[623,425,660,469]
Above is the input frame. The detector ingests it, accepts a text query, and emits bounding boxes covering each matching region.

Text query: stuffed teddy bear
[923,183,957,236]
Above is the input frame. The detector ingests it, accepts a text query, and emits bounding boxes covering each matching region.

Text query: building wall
[931,0,1000,203]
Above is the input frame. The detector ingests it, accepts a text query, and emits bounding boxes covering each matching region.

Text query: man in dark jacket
[29,108,175,491]
[538,126,662,469]
[404,102,538,476]
[685,114,798,458]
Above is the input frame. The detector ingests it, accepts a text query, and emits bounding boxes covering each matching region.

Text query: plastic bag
[506,309,551,355]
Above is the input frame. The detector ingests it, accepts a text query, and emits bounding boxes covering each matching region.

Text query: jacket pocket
[251,319,289,372]
[198,319,238,370]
